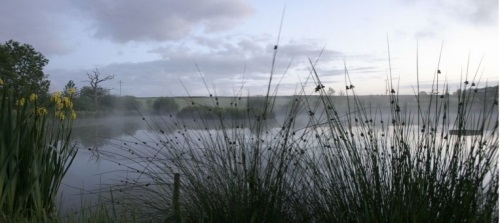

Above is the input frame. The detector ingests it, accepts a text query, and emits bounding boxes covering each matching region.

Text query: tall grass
[299,60,498,222]
[0,80,78,221]
[94,48,497,222]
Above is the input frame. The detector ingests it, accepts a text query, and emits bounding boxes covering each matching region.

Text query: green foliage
[74,84,141,113]
[247,96,276,119]
[0,80,77,220]
[117,96,141,111]
[73,94,93,112]
[74,86,107,111]
[98,95,141,112]
[0,40,50,98]
[79,86,107,100]
[63,80,77,97]
[152,97,179,114]
[176,105,217,119]
[176,105,267,120]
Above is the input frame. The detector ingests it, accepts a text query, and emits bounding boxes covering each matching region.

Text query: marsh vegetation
[1,43,498,222]
[64,66,498,222]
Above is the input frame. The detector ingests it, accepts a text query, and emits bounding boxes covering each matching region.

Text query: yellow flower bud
[55,111,65,120]
[70,111,77,120]
[67,87,77,96]
[56,101,64,110]
[62,97,71,107]
[16,98,26,106]
[37,107,48,116]
[30,93,38,102]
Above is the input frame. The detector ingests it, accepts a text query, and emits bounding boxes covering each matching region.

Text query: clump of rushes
[102,49,497,222]
[300,59,498,222]
[0,78,78,221]
[104,44,307,222]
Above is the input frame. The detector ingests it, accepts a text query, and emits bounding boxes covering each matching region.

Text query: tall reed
[98,49,497,223]
[299,61,498,222]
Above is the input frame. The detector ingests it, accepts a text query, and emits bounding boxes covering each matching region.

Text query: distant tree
[0,40,50,97]
[77,86,109,111]
[117,95,141,111]
[247,96,275,119]
[418,91,428,96]
[99,94,117,110]
[152,97,179,114]
[247,97,268,108]
[327,87,336,96]
[338,89,345,96]
[85,68,114,112]
[80,86,108,99]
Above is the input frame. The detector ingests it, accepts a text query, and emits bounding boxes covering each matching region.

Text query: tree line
[1,39,496,117]
[0,39,180,115]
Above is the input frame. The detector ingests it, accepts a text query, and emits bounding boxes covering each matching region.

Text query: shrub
[176,105,273,121]
[152,97,179,114]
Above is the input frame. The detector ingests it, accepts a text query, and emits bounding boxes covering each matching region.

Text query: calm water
[58,115,288,212]
[57,111,497,214]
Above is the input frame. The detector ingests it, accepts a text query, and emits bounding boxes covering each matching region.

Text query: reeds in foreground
[98,48,498,223]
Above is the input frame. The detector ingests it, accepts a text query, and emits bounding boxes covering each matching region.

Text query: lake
[57,109,497,215]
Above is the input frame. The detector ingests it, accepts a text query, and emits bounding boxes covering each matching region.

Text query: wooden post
[173,173,181,222]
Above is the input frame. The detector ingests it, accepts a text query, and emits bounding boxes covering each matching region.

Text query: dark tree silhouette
[0,40,50,97]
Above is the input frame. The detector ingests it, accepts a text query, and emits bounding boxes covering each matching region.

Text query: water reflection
[71,116,146,148]
[58,110,497,215]
[59,115,282,213]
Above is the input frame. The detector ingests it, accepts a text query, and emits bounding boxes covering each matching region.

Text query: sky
[1,0,498,97]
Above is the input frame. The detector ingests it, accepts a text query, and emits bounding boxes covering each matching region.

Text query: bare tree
[327,87,336,96]
[84,68,114,157]
[338,89,345,96]
[86,68,114,112]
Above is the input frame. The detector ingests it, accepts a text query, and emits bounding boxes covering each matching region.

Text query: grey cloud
[403,0,498,25]
[49,39,348,96]
[469,0,499,24]
[0,0,255,54]
[440,0,498,25]
[0,0,72,55]
[414,28,440,40]
[75,0,255,43]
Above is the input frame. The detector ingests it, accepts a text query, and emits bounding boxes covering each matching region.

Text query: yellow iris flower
[16,98,26,106]
[37,107,48,116]
[67,87,77,96]
[70,111,77,120]
[30,93,38,102]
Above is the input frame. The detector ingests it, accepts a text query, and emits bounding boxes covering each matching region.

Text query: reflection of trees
[71,118,144,148]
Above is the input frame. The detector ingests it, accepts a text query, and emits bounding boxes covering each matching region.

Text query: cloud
[48,38,346,96]
[467,0,499,24]
[402,0,498,25]
[436,0,498,25]
[0,0,255,55]
[75,0,255,43]
[0,0,73,55]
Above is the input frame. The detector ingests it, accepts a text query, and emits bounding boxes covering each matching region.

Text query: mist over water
[57,93,498,215]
